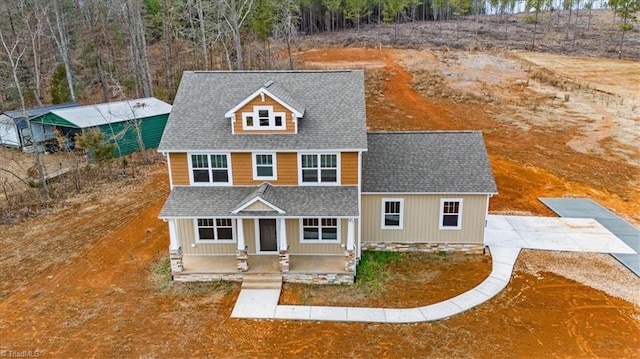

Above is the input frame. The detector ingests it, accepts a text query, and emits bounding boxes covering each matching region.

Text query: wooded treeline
[0,0,637,111]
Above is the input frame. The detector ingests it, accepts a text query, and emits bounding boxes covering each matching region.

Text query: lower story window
[440,199,463,230]
[302,218,339,241]
[197,218,234,241]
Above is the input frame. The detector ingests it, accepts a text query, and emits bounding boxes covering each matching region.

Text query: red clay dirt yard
[0,47,638,357]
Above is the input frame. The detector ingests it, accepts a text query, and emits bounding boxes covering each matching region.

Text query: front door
[259,219,278,252]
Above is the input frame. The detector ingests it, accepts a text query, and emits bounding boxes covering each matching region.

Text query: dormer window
[242,106,285,130]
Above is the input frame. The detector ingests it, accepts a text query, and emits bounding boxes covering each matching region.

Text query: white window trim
[297,153,341,186]
[299,218,341,243]
[252,152,277,180]
[381,198,404,230]
[194,218,236,243]
[242,105,286,130]
[187,153,233,186]
[439,198,463,230]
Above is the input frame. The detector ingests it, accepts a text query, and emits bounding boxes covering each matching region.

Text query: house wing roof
[44,97,171,128]
[158,71,367,152]
[362,131,498,193]
[2,103,78,123]
[159,185,359,218]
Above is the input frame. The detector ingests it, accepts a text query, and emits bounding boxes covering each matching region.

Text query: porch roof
[159,184,359,218]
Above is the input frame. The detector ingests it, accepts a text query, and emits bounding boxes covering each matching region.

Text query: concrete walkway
[231,214,635,323]
[231,245,520,322]
[540,198,640,276]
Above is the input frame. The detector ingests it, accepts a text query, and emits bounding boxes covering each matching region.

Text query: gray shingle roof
[362,131,497,193]
[158,71,367,152]
[159,185,359,218]
[263,81,305,115]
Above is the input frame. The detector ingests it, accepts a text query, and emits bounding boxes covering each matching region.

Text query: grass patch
[356,251,402,293]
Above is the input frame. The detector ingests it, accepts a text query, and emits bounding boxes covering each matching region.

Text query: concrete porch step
[242,273,283,289]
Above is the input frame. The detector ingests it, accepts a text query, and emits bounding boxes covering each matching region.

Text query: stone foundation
[237,249,248,272]
[362,242,484,254]
[283,272,355,285]
[169,247,184,272]
[345,249,356,273]
[279,250,290,272]
[173,272,243,282]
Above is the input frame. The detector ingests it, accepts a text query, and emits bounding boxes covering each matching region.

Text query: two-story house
[158,70,497,284]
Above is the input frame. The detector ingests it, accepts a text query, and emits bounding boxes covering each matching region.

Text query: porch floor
[181,255,347,274]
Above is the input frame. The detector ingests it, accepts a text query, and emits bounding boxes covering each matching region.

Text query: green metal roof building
[32,97,172,157]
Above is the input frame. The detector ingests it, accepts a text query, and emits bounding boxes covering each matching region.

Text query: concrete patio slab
[486,215,635,254]
[540,198,640,276]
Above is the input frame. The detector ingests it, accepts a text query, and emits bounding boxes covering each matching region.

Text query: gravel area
[516,250,640,306]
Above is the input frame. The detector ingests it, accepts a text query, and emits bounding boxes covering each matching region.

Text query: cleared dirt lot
[1,47,639,357]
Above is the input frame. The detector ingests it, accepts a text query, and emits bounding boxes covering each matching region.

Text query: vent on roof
[263,80,275,88]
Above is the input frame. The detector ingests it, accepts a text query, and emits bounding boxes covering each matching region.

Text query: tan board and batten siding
[233,95,295,135]
[169,152,358,186]
[176,218,352,256]
[361,194,489,244]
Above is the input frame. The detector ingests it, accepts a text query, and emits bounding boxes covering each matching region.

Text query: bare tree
[0,27,50,198]
[44,0,77,103]
[221,0,255,70]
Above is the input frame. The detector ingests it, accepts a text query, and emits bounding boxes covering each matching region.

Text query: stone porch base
[362,242,484,254]
[172,272,354,284]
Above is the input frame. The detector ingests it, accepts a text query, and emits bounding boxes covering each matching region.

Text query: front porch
[173,255,355,284]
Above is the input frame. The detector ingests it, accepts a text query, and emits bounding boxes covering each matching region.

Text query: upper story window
[242,106,285,130]
[382,198,404,229]
[300,154,338,185]
[190,154,231,185]
[196,218,235,242]
[440,198,463,230]
[253,153,277,180]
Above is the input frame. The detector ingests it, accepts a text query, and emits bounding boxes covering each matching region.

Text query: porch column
[278,218,289,272]
[168,219,183,273]
[236,218,248,272]
[345,218,356,273]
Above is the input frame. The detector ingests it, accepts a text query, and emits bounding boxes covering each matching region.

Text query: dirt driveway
[1,48,638,357]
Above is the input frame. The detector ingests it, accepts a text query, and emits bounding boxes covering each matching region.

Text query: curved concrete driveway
[231,215,634,323]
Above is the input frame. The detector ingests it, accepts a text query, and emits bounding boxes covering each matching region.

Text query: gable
[224,81,304,119]
[242,200,277,212]
[231,196,286,214]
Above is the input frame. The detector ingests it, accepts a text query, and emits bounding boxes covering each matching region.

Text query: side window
[382,198,403,229]
[440,199,463,230]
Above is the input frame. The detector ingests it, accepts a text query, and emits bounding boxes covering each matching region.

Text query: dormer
[225,80,305,135]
